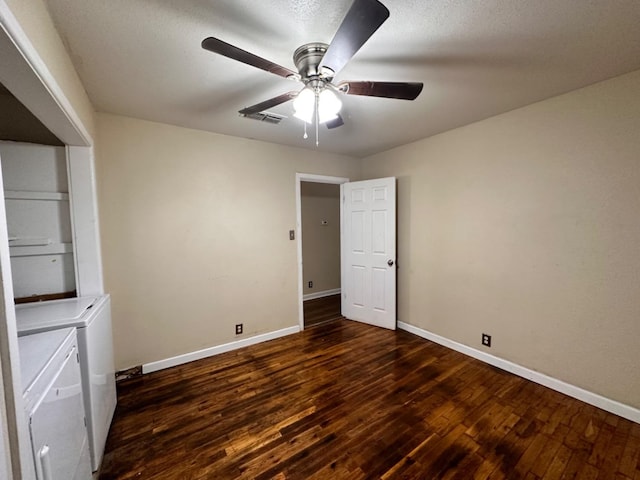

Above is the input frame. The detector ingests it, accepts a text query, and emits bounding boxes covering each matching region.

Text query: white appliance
[16,295,117,472]
[19,327,92,480]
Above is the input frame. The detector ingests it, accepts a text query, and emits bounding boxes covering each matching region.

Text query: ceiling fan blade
[319,0,390,78]
[337,81,423,100]
[202,37,299,80]
[326,114,345,129]
[238,91,298,116]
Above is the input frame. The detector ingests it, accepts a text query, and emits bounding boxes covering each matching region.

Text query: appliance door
[79,296,116,471]
[28,344,91,480]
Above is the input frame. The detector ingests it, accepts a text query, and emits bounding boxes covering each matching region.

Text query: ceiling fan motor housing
[293,43,331,82]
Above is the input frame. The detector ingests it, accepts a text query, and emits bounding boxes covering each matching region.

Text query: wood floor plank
[619,430,640,477]
[561,450,592,480]
[303,294,342,328]
[99,319,640,479]
[542,443,573,480]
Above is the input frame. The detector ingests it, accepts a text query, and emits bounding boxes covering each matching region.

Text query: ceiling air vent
[242,112,285,125]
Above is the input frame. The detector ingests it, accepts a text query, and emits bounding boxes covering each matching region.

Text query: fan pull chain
[315,91,320,147]
[303,122,308,139]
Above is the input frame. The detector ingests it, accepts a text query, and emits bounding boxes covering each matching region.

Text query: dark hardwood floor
[303,294,342,328]
[99,320,640,480]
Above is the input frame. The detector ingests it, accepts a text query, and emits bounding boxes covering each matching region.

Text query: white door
[341,177,396,329]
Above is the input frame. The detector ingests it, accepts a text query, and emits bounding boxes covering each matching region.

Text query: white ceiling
[44,0,640,157]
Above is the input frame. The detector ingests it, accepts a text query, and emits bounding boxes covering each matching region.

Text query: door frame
[295,173,349,330]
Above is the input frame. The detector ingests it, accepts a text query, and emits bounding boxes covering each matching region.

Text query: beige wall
[301,182,341,296]
[4,0,96,139]
[362,70,640,409]
[95,113,360,369]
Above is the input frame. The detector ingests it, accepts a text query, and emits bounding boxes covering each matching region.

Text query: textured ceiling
[45,0,640,157]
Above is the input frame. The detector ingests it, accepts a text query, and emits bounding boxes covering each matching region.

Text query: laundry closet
[0,140,116,478]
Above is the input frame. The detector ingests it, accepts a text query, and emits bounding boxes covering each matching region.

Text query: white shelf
[9,243,73,257]
[8,237,51,247]
[4,190,69,201]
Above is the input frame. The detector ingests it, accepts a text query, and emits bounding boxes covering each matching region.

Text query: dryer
[19,327,92,479]
[16,295,117,472]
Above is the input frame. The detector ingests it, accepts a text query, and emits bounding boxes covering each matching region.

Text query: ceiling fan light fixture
[292,87,315,124]
[318,88,342,124]
[293,86,342,125]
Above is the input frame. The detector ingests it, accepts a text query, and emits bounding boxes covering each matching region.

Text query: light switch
[289,230,295,240]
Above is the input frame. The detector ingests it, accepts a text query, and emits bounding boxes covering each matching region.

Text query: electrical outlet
[235,324,243,335]
[482,333,492,347]
[308,281,313,288]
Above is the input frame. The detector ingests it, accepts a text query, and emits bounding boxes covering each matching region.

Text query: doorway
[295,174,349,330]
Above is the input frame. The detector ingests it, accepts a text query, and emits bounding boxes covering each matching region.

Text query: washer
[16,295,117,472]
[19,327,92,479]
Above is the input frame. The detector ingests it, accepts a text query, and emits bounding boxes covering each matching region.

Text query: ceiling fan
[201,0,423,140]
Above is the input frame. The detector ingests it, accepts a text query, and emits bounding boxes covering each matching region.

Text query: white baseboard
[303,288,341,301]
[398,322,640,425]
[142,325,301,374]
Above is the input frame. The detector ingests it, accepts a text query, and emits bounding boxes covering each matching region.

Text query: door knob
[387,259,394,267]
